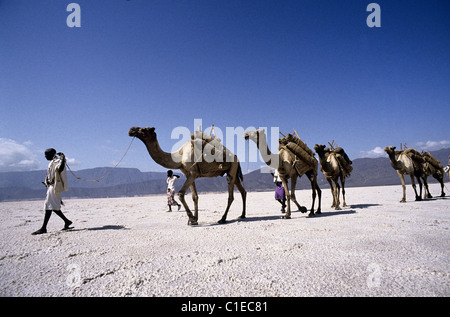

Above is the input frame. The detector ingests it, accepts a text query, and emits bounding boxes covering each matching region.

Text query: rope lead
[65,137,135,183]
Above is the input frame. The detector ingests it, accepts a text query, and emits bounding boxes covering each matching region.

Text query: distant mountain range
[1,148,449,202]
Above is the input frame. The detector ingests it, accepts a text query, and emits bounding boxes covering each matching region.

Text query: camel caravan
[384,146,446,203]
[128,126,446,226]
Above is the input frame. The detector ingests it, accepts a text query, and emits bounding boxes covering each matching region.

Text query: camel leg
[436,176,446,197]
[234,177,247,219]
[341,175,347,207]
[305,171,318,216]
[189,182,199,220]
[327,178,336,208]
[315,181,322,214]
[413,174,422,201]
[290,175,307,213]
[334,179,342,210]
[281,176,291,219]
[398,172,407,202]
[177,175,198,225]
[422,175,432,199]
[218,176,236,224]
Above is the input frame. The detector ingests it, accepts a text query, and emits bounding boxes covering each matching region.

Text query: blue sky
[1,0,449,173]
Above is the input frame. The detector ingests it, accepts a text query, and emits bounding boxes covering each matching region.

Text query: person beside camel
[32,148,73,235]
[271,169,286,213]
[166,170,181,212]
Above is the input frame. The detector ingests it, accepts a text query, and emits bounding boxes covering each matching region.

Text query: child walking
[166,170,182,212]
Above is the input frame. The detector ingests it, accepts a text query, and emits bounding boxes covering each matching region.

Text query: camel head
[384,146,396,155]
[313,144,326,154]
[243,129,264,142]
[128,127,156,142]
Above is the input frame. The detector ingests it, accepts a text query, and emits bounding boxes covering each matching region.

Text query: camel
[421,152,445,198]
[314,144,350,210]
[384,146,425,202]
[243,129,321,218]
[128,127,246,225]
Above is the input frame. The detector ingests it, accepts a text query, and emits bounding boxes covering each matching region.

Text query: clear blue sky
[1,0,449,173]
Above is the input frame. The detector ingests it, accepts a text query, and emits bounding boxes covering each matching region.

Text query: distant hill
[1,148,448,202]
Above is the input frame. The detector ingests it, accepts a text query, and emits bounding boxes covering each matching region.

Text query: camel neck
[386,151,401,169]
[254,132,278,169]
[143,135,182,170]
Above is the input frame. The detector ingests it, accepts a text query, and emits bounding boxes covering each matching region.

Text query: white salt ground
[0,183,448,297]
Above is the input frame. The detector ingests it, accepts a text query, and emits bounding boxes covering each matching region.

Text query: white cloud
[0,138,41,172]
[414,140,450,152]
[358,146,387,158]
[66,157,82,166]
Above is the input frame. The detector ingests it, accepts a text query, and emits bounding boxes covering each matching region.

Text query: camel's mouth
[128,127,141,137]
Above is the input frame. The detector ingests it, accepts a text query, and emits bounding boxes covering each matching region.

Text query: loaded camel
[421,151,445,198]
[129,127,246,225]
[384,146,425,202]
[243,129,321,218]
[314,144,352,210]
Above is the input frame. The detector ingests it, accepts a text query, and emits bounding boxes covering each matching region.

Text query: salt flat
[0,183,448,297]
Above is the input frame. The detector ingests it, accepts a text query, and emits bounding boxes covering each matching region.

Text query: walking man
[32,148,73,235]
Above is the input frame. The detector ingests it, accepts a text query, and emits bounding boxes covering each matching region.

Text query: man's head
[167,170,173,177]
[44,148,56,161]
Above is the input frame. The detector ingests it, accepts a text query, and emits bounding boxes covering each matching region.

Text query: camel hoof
[315,210,322,215]
[188,219,198,226]
[298,206,307,213]
[400,199,406,203]
[308,212,315,217]
[282,215,291,219]
[335,206,342,211]
[441,193,446,197]
[415,197,422,201]
[238,215,246,219]
[218,219,227,224]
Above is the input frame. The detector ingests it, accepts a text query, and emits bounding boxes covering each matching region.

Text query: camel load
[403,148,425,163]
[279,133,316,166]
[320,141,353,177]
[422,152,443,170]
[402,148,426,171]
[190,130,231,165]
[331,148,353,176]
